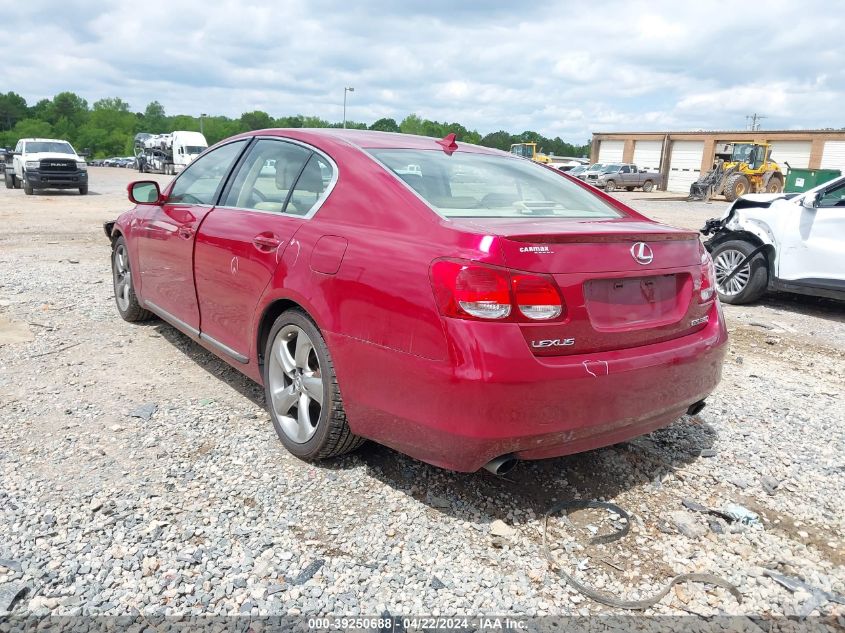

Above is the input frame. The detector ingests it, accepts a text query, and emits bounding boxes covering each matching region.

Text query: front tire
[23,179,33,195]
[604,179,615,192]
[264,309,364,461]
[111,237,154,322]
[79,185,88,195]
[723,174,750,202]
[711,240,768,304]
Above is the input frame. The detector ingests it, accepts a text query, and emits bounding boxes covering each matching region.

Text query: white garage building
[591,130,845,192]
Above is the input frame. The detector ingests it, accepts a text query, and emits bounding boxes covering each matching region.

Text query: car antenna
[436,133,458,155]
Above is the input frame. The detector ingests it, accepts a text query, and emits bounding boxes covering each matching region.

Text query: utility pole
[200,113,207,135]
[343,87,354,129]
[746,113,766,131]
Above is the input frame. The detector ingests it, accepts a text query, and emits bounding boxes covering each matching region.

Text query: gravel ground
[0,169,843,624]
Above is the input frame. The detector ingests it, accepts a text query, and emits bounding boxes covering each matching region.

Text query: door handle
[252,234,281,251]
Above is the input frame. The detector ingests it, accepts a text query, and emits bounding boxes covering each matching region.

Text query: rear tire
[642,180,654,192]
[723,174,750,202]
[4,173,12,189]
[604,180,615,192]
[263,309,364,461]
[711,240,768,305]
[111,236,154,322]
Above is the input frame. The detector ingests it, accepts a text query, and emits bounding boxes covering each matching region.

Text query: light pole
[343,87,354,129]
[200,113,207,135]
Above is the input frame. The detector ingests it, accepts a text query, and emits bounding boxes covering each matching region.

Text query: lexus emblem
[631,242,654,265]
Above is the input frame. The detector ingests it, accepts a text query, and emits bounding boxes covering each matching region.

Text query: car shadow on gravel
[27,190,100,196]
[148,317,718,525]
[337,416,717,527]
[152,321,265,407]
[755,293,844,324]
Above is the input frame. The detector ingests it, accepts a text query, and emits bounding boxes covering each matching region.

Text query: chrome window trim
[218,135,340,220]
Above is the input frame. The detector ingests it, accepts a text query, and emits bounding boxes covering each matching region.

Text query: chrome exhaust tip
[482,454,518,476]
[687,400,706,416]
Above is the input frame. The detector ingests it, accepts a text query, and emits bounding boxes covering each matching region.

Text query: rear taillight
[431,260,511,319]
[430,259,564,321]
[512,274,563,320]
[698,243,716,303]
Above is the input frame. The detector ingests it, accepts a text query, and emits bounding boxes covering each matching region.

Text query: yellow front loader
[689,142,784,202]
[509,142,552,164]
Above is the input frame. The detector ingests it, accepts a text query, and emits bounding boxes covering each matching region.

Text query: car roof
[21,138,71,143]
[245,128,507,156]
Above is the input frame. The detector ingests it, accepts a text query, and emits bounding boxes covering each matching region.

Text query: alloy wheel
[113,244,132,311]
[713,248,750,296]
[268,325,324,443]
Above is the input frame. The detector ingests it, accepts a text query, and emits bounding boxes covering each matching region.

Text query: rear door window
[222,139,313,213]
[285,154,334,216]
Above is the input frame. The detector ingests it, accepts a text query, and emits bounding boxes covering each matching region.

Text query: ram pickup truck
[8,138,88,195]
[589,163,662,192]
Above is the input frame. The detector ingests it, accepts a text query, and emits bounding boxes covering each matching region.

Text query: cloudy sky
[1,0,841,142]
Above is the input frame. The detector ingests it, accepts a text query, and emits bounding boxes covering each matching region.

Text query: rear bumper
[24,168,87,188]
[332,301,728,472]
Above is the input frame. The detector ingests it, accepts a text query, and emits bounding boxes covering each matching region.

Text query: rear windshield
[368,149,623,219]
[25,141,75,154]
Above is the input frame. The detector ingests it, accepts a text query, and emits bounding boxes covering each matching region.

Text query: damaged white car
[701,175,845,304]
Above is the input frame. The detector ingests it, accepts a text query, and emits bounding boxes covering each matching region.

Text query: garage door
[820,141,845,171]
[633,140,662,172]
[768,141,811,171]
[666,141,704,193]
[598,140,624,163]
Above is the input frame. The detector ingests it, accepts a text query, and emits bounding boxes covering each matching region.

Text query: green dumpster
[785,167,841,193]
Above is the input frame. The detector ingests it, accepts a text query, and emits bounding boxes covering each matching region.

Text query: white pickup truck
[701,174,845,304]
[6,138,89,195]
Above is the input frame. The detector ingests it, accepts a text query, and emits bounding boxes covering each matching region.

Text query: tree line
[0,91,589,159]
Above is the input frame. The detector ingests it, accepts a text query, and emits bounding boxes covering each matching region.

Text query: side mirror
[802,192,820,209]
[128,180,163,205]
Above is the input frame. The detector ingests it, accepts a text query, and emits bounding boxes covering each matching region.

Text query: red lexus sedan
[105,129,727,473]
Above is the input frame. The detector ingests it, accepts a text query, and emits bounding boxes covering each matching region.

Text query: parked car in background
[7,138,88,194]
[578,163,604,181]
[105,129,726,473]
[593,163,663,192]
[701,176,845,304]
[566,165,588,177]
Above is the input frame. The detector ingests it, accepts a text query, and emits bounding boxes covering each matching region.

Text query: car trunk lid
[453,217,711,355]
